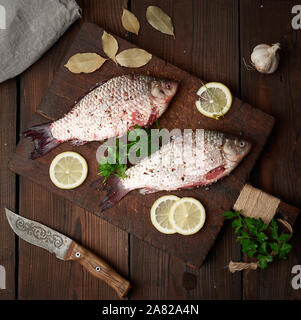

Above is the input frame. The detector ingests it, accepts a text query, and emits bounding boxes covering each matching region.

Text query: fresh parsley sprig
[222,210,293,269]
[98,121,161,182]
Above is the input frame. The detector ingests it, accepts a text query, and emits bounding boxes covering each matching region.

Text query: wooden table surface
[1,0,301,300]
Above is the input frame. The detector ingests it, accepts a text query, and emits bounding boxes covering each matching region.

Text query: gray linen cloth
[0,0,81,83]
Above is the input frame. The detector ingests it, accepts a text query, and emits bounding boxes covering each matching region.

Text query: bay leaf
[146,6,175,37]
[102,31,119,61]
[121,8,140,35]
[115,48,152,68]
[64,53,107,74]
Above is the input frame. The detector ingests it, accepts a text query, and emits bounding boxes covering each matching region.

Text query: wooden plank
[0,79,17,299]
[9,20,277,269]
[18,0,129,300]
[129,0,242,298]
[240,0,301,299]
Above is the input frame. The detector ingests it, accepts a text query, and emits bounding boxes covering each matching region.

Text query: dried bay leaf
[102,31,119,61]
[116,48,152,68]
[121,8,140,35]
[64,53,107,74]
[146,6,175,37]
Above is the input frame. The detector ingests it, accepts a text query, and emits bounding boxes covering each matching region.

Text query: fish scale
[23,74,178,159]
[122,130,224,191]
[100,130,252,212]
[52,75,156,141]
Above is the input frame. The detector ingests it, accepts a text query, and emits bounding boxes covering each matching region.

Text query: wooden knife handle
[65,241,131,298]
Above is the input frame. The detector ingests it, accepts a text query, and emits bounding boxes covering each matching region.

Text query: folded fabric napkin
[0,0,81,83]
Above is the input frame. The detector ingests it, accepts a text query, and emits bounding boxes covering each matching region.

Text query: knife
[5,208,131,298]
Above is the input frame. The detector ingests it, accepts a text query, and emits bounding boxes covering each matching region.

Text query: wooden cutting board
[9,23,299,268]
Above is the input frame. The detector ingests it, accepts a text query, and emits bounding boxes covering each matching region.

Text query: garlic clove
[251,42,280,74]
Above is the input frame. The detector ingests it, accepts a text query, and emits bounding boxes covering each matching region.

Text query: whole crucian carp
[100,130,251,211]
[24,74,179,159]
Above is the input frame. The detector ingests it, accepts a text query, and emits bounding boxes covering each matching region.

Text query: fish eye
[239,141,245,148]
[166,83,171,90]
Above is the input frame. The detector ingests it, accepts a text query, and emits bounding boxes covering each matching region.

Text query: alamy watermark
[292,265,301,289]
[0,5,6,30]
[0,265,5,289]
[292,5,301,30]
[95,128,205,168]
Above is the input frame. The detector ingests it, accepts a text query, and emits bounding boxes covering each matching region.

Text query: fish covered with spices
[100,129,251,211]
[24,74,179,159]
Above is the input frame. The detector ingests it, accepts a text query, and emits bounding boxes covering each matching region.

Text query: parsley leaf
[279,243,292,259]
[222,210,240,219]
[258,242,268,254]
[269,219,279,240]
[232,216,243,234]
[98,124,162,182]
[223,210,293,270]
[256,232,268,243]
[278,233,291,242]
[268,242,278,253]
[258,254,273,269]
[258,257,268,269]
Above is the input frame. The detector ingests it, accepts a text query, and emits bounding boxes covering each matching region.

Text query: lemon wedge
[150,195,180,234]
[49,151,88,189]
[195,82,232,119]
[168,197,206,235]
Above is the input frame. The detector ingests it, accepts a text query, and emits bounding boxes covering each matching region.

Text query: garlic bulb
[251,43,280,74]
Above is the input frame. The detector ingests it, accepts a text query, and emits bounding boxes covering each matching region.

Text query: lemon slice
[150,195,180,234]
[168,197,206,235]
[49,151,88,189]
[195,82,232,119]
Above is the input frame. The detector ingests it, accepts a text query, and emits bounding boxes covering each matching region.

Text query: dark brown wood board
[8,22,291,268]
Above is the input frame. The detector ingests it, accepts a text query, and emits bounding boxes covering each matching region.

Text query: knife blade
[5,208,131,298]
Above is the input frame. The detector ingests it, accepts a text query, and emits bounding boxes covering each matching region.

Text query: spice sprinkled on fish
[23,74,179,159]
[100,130,251,211]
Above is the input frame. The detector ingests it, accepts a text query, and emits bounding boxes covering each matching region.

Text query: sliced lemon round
[195,82,232,119]
[150,195,180,234]
[49,151,88,189]
[168,197,206,235]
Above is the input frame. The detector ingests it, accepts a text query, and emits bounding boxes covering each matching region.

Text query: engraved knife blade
[5,208,131,298]
[5,208,72,260]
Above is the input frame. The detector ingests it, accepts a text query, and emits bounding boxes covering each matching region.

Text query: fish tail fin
[23,123,61,159]
[100,176,131,212]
